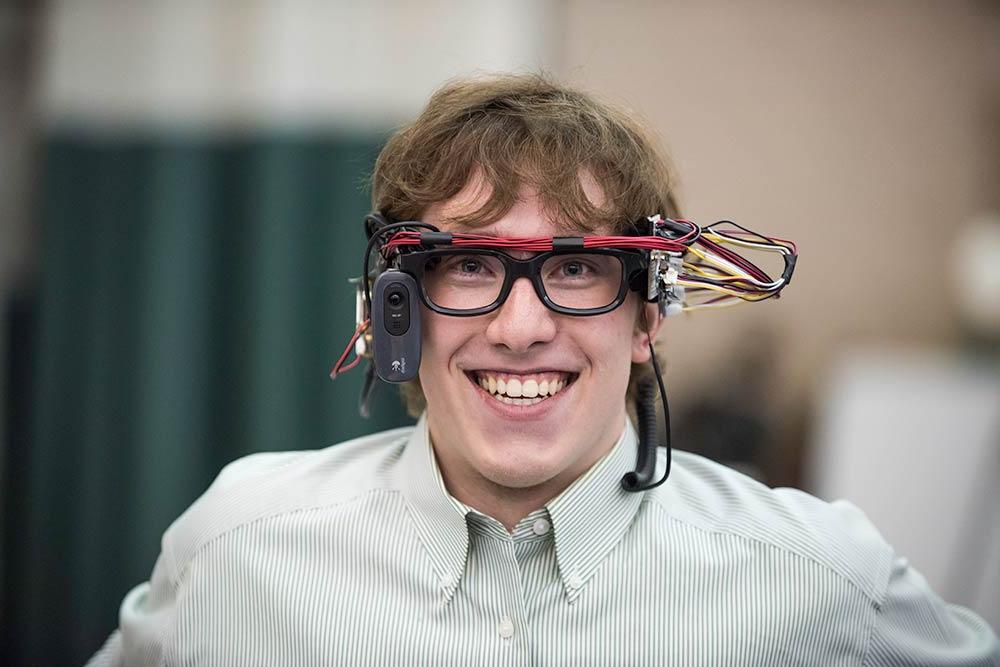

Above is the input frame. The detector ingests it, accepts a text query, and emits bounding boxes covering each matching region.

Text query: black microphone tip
[621,472,639,491]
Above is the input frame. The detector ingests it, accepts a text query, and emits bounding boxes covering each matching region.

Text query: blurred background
[2,1,999,664]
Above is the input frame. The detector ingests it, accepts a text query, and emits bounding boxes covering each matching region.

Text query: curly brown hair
[370,73,681,417]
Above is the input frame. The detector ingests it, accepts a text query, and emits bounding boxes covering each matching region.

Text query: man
[89,74,998,665]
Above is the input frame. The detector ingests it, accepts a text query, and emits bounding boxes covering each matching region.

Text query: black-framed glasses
[396,247,648,316]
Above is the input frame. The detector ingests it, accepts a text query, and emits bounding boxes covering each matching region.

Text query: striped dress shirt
[89,415,999,666]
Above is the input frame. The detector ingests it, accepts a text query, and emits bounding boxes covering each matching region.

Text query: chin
[471,438,572,489]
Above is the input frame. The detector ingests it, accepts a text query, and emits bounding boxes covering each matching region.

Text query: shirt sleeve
[84,547,179,666]
[862,555,1000,666]
[83,452,298,666]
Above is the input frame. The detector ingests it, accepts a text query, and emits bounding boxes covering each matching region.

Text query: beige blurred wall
[39,0,561,130]
[557,0,1000,479]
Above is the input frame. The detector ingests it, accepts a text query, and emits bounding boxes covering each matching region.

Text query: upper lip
[463,367,581,375]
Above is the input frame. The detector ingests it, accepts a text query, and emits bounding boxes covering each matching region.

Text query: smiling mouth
[466,370,578,406]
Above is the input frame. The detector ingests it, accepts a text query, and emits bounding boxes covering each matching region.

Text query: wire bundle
[679,220,797,311]
[381,230,693,254]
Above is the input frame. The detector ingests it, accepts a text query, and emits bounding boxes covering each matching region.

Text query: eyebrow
[446,225,590,238]
[450,227,502,237]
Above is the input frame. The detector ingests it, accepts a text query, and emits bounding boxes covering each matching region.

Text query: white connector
[649,249,686,316]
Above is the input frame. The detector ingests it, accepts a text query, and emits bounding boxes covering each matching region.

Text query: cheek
[581,309,640,380]
[418,310,473,386]
[419,311,446,376]
[422,309,469,349]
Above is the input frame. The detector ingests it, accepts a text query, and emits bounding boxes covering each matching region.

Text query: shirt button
[440,574,456,588]
[532,518,551,536]
[497,616,515,639]
[567,573,583,589]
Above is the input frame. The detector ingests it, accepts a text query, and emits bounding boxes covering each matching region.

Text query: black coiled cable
[620,339,673,492]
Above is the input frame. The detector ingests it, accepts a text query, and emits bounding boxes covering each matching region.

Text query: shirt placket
[511,514,557,667]
[465,515,532,666]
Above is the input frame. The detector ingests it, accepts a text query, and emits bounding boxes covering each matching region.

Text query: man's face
[419,178,661,497]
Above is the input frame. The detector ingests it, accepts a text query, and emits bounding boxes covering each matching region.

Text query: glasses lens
[422,252,505,311]
[541,253,624,310]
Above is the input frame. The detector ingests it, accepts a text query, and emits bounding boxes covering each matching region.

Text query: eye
[542,254,616,287]
[552,258,599,279]
[438,254,499,280]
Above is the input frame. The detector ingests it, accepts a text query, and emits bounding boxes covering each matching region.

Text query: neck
[428,418,624,533]
[436,462,559,532]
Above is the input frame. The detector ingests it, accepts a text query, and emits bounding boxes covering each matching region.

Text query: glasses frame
[395,247,649,317]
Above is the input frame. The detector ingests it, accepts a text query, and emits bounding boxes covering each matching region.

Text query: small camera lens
[387,292,404,308]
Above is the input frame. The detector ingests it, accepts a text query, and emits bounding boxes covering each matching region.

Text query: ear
[631,302,664,364]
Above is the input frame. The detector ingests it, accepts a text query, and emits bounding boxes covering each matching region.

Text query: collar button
[532,518,551,535]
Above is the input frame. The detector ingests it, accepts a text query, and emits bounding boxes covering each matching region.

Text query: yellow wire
[678,279,775,301]
[682,299,745,312]
[686,245,747,276]
[702,230,794,255]
[685,267,757,282]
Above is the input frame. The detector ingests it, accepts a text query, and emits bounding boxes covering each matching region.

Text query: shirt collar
[391,414,469,602]
[392,414,644,604]
[545,419,643,603]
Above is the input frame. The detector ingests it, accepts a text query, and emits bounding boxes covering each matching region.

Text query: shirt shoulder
[160,425,415,584]
[646,449,895,605]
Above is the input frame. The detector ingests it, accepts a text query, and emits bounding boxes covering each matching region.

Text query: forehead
[422,171,610,237]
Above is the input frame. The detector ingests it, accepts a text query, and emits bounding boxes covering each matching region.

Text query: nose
[484,277,557,353]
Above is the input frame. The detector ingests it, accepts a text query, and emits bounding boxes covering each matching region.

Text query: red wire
[381,225,782,290]
[337,355,363,374]
[329,319,370,379]
[382,232,690,254]
[695,237,772,283]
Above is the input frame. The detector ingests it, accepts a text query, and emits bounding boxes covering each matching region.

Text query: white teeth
[473,371,573,403]
[521,379,538,398]
[494,395,544,406]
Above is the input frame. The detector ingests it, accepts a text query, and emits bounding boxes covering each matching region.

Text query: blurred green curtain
[6,133,412,665]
